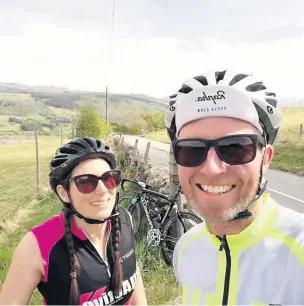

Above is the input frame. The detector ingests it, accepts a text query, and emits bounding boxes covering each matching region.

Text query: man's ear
[56,185,69,203]
[262,144,274,172]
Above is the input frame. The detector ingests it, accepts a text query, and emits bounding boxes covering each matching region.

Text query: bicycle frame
[137,186,182,230]
[139,192,157,230]
[121,178,183,229]
[121,178,203,265]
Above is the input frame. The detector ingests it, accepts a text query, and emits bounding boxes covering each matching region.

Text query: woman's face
[58,158,118,220]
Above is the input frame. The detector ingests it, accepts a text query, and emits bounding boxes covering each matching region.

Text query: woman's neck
[73,216,109,242]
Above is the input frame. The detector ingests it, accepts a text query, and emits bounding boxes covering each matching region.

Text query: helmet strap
[230,151,267,221]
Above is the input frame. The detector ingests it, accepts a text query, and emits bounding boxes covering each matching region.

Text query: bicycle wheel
[127,202,143,237]
[118,194,143,237]
[160,211,203,266]
[118,193,136,209]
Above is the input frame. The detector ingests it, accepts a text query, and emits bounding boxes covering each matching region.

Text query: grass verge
[136,242,181,305]
[145,130,170,144]
[271,142,304,176]
[0,195,61,304]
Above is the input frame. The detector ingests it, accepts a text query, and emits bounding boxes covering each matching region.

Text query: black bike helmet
[49,137,119,224]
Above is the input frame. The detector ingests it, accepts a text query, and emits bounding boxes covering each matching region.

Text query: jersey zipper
[217,235,231,306]
[103,229,111,277]
[104,260,111,278]
[85,226,112,278]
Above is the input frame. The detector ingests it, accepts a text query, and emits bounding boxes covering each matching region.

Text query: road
[122,134,304,214]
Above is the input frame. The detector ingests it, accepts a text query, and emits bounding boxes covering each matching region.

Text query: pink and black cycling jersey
[30,206,137,305]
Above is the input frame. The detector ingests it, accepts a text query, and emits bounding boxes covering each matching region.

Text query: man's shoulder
[271,198,304,244]
[172,221,207,283]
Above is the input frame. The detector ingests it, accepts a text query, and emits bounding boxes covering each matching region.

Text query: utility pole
[105,86,108,126]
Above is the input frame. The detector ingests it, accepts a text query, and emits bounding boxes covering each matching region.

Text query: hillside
[0,82,167,136]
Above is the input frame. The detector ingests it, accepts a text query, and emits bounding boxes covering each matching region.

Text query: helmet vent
[96,139,101,148]
[266,98,277,107]
[178,85,193,94]
[60,147,78,154]
[229,74,249,86]
[68,141,87,149]
[265,91,276,97]
[83,137,95,147]
[51,158,68,168]
[194,75,208,85]
[246,82,266,92]
[215,70,227,83]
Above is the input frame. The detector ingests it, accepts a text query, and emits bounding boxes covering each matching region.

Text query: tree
[75,105,109,139]
[20,122,41,131]
[141,112,165,131]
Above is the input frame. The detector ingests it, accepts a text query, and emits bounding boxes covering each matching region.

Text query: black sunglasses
[173,134,266,167]
[69,170,121,194]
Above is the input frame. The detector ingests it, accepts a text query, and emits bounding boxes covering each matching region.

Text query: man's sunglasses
[173,134,266,167]
[68,170,121,194]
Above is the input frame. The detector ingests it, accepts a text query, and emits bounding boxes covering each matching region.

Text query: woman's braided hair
[64,210,80,305]
[109,205,123,294]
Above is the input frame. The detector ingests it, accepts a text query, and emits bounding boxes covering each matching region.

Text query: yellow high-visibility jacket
[173,193,304,305]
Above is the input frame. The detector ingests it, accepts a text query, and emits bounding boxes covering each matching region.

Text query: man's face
[177,117,274,223]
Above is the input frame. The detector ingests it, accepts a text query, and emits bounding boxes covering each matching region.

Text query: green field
[0,136,66,230]
[0,135,180,305]
[0,83,166,135]
[145,107,304,176]
[0,93,35,102]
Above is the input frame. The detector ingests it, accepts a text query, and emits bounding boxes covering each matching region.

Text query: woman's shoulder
[29,212,65,248]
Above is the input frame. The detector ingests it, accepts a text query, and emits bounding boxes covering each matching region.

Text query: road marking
[267,187,304,204]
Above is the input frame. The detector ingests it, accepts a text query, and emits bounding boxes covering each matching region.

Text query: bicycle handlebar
[121,178,150,190]
[121,178,181,203]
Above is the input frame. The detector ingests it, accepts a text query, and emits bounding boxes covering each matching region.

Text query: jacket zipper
[217,235,231,306]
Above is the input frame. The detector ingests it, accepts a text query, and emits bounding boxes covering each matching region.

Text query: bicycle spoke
[161,234,179,244]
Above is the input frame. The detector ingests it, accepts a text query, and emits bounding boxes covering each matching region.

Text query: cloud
[0,21,303,102]
[0,0,303,101]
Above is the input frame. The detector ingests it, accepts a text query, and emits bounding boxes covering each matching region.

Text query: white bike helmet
[165,69,282,144]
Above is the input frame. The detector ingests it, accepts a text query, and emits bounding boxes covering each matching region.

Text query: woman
[0,136,147,305]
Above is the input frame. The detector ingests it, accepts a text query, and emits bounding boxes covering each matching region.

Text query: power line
[105,0,116,126]
[108,0,116,84]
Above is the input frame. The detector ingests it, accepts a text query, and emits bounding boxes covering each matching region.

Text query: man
[165,70,304,305]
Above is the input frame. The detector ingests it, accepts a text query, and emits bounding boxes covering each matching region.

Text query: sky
[0,0,304,100]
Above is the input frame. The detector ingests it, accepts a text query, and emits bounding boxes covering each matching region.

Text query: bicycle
[118,178,203,266]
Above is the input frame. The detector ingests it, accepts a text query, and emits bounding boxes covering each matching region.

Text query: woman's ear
[56,185,70,203]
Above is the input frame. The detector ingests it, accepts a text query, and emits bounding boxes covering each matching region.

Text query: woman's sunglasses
[173,134,266,167]
[69,170,121,194]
